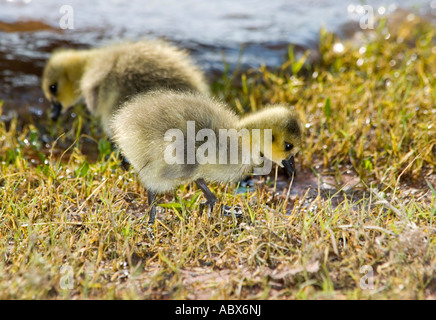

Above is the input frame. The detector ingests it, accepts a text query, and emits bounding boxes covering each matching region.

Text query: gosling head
[239,105,303,176]
[42,49,88,120]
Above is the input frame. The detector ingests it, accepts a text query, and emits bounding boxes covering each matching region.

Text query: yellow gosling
[111,90,302,223]
[41,40,210,137]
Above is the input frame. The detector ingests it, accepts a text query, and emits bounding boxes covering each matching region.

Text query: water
[0,0,434,119]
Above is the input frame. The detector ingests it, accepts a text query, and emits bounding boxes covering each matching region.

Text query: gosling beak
[281,156,296,177]
[51,101,62,121]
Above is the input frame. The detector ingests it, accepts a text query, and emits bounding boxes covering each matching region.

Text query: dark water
[0,0,434,121]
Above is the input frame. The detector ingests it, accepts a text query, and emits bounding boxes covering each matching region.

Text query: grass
[0,15,435,299]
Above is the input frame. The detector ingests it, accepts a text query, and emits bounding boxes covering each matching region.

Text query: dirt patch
[0,20,59,33]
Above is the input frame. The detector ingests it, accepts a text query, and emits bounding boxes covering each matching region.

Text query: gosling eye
[285,142,294,151]
[49,84,58,95]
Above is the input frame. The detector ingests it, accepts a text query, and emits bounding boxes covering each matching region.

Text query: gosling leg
[147,190,157,224]
[195,178,218,214]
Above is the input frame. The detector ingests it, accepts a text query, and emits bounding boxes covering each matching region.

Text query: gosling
[111,90,302,223]
[41,40,209,137]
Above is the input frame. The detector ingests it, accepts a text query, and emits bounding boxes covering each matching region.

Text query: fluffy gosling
[41,40,209,137]
[111,90,302,223]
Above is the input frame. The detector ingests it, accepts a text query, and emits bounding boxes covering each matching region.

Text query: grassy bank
[0,15,435,299]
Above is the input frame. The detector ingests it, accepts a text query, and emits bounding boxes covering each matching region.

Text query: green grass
[0,15,435,299]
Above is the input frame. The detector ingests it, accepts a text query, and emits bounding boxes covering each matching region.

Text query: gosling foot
[199,199,217,216]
